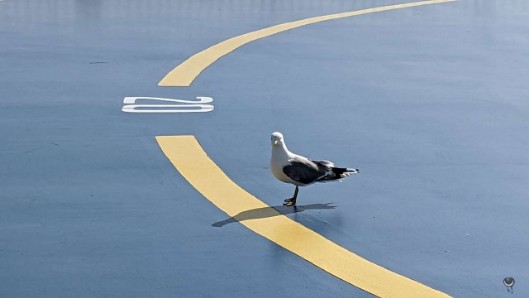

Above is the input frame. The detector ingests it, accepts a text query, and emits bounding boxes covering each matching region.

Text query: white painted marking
[122,96,214,113]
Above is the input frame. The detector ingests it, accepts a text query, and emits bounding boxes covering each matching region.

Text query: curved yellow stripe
[158,0,455,87]
[156,135,451,298]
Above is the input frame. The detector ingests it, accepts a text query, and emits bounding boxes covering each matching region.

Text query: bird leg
[283,186,299,206]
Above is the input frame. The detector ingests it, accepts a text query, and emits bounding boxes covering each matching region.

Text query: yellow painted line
[158,0,455,87]
[156,135,451,298]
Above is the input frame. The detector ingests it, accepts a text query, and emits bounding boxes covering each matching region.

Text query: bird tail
[333,167,359,178]
[318,167,359,182]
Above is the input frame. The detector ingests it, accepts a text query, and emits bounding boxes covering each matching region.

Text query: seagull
[270,132,359,206]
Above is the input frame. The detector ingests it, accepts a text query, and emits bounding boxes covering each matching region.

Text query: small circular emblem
[503,277,515,293]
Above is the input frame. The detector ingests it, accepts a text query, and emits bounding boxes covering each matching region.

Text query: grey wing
[313,160,334,168]
[283,159,326,184]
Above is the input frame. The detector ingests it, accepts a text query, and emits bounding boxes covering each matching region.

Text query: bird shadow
[212,203,336,228]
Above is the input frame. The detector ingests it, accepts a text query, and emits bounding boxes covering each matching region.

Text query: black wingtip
[347,168,359,174]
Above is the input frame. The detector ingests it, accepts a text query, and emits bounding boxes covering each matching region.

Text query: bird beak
[273,140,278,146]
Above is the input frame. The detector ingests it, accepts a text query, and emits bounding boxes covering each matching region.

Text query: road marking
[158,0,455,87]
[122,96,213,113]
[156,135,452,298]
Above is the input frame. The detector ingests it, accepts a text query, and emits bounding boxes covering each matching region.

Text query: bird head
[271,132,284,147]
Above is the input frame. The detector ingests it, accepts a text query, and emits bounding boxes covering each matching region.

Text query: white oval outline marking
[122,96,214,113]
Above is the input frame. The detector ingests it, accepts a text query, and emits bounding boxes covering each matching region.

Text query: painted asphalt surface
[1,0,529,297]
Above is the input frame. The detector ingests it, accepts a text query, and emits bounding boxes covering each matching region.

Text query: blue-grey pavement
[1,1,528,297]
